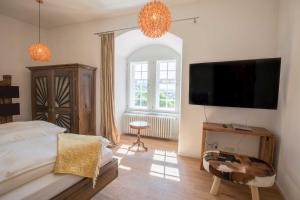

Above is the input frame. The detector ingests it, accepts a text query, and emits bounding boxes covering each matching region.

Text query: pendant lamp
[138,0,171,38]
[28,0,51,61]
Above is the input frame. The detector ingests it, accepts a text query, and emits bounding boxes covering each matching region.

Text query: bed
[0,76,118,200]
[0,121,118,200]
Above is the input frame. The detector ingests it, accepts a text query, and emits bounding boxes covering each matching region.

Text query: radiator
[122,113,178,139]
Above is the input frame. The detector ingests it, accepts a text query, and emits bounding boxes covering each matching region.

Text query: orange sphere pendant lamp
[138,0,171,38]
[28,0,51,61]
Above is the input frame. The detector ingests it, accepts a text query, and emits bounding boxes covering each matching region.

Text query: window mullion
[155,60,158,111]
[148,60,155,111]
[129,63,134,108]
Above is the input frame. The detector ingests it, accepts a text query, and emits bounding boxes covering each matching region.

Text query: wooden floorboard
[93,135,284,200]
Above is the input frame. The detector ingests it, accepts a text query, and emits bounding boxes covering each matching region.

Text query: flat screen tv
[189,58,281,109]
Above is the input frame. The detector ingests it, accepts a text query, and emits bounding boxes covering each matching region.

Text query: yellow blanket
[54,133,102,187]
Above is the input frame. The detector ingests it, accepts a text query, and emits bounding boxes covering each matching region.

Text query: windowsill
[125,110,180,117]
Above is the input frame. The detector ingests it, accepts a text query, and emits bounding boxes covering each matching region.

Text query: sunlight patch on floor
[114,141,181,181]
[153,154,178,164]
[154,150,177,157]
[150,149,180,182]
[113,155,123,163]
[119,164,132,171]
[153,150,178,164]
[116,144,135,155]
[150,164,180,182]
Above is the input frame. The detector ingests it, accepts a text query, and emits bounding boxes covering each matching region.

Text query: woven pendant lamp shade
[28,0,51,61]
[138,0,171,38]
[28,43,51,61]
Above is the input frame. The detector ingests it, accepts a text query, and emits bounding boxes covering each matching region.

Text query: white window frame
[155,59,180,113]
[128,61,149,110]
[126,45,181,115]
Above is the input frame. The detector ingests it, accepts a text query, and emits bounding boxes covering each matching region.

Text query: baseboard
[178,151,201,159]
[275,181,287,200]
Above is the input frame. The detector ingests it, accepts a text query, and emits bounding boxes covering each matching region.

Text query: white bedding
[0,134,57,186]
[0,173,82,200]
[0,121,113,196]
[0,121,66,145]
[0,148,114,200]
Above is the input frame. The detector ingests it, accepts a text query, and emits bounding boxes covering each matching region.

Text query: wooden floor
[93,135,284,200]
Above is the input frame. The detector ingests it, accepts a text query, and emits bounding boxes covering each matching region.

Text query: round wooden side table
[128,121,150,152]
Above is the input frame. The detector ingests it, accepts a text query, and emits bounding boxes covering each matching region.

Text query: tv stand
[231,123,253,131]
[200,122,275,170]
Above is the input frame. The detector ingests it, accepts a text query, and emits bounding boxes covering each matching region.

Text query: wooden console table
[200,122,275,170]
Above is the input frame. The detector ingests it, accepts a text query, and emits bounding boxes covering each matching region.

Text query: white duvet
[0,121,110,184]
[0,121,66,145]
[0,134,57,183]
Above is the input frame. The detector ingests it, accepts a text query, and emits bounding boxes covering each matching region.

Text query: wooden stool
[203,150,276,200]
[128,121,150,152]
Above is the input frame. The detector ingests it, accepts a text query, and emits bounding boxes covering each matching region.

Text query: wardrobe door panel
[55,112,72,132]
[79,69,95,135]
[31,70,53,122]
[53,69,75,132]
[55,76,71,108]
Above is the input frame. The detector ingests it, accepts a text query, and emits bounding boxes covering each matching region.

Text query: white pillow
[31,121,66,134]
[96,136,110,147]
[58,133,110,147]
[0,121,66,145]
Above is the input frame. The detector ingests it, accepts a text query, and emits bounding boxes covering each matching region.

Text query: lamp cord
[38,1,40,43]
[204,105,208,122]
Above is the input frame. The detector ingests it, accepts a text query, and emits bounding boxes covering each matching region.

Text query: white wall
[0,14,48,121]
[46,19,103,134]
[172,0,279,158]
[45,0,280,155]
[275,0,300,199]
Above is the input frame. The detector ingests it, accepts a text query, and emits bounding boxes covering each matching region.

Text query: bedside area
[200,122,275,170]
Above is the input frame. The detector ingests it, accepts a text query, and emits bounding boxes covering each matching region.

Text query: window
[129,62,148,109]
[128,59,179,113]
[157,60,177,111]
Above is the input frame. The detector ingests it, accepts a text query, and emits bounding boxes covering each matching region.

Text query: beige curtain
[100,32,120,145]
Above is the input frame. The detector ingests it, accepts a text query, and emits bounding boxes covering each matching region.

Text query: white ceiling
[0,0,198,29]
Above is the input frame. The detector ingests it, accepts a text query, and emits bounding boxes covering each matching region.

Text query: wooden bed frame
[0,75,119,200]
[0,75,20,123]
[0,75,12,124]
[52,158,118,200]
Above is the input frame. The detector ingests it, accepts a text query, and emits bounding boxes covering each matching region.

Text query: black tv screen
[189,58,281,109]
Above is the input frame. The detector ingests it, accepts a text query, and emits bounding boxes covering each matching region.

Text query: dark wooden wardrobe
[27,64,96,135]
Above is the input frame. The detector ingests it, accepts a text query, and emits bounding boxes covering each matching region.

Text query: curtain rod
[94,16,199,36]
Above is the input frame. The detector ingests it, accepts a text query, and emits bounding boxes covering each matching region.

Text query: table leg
[129,128,148,152]
[250,186,260,200]
[210,176,221,195]
[259,136,274,166]
[200,130,207,170]
[140,141,148,151]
